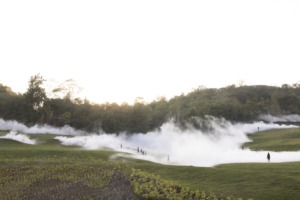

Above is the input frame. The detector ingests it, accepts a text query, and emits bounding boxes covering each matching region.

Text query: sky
[1,0,300,104]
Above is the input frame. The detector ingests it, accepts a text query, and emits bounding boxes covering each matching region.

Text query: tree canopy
[24,74,47,111]
[1,75,300,134]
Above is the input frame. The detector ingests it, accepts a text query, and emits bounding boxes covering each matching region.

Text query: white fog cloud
[259,114,300,123]
[0,119,84,135]
[0,131,36,144]
[1,117,300,167]
[55,117,300,167]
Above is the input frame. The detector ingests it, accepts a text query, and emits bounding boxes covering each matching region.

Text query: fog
[0,118,84,135]
[1,117,300,167]
[259,114,300,123]
[0,131,36,144]
[55,117,300,167]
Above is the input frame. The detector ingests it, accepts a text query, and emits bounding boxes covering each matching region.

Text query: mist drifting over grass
[0,119,84,135]
[56,116,300,167]
[0,131,36,144]
[259,114,300,123]
[1,117,300,167]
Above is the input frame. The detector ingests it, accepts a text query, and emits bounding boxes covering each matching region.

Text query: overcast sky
[1,0,300,104]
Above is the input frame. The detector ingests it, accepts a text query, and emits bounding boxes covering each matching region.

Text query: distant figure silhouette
[267,152,270,162]
[258,127,260,132]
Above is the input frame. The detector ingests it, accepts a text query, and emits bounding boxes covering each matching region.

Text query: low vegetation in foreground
[0,132,245,200]
[1,128,300,199]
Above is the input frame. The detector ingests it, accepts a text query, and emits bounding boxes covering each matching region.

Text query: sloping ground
[1,128,299,200]
[0,163,245,200]
[244,127,300,151]
[0,164,140,200]
[20,171,140,200]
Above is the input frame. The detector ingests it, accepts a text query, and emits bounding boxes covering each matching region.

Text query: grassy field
[1,128,300,199]
[132,161,300,200]
[243,127,300,151]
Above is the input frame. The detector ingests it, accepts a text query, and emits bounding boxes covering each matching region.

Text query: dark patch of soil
[20,171,141,200]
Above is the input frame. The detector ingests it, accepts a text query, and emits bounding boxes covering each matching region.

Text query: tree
[0,83,15,95]
[127,101,151,133]
[52,79,82,102]
[278,95,298,114]
[24,74,47,111]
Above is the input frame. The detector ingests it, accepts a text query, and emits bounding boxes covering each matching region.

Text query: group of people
[120,144,147,155]
[121,144,271,163]
[137,147,147,155]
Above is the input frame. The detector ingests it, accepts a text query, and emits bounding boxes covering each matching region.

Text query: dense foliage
[130,169,247,200]
[1,75,300,133]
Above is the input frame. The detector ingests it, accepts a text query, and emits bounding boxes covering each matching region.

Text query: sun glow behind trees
[1,1,300,104]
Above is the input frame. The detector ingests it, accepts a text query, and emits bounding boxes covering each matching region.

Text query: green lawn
[243,127,300,151]
[132,161,300,200]
[1,128,300,200]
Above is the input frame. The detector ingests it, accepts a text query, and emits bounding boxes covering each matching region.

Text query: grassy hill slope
[1,128,300,199]
[243,127,300,151]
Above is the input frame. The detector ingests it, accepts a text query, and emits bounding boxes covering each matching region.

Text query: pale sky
[1,0,300,104]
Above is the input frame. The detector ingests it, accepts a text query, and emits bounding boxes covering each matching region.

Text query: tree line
[1,74,300,134]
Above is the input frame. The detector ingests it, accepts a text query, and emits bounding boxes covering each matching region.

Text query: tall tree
[24,74,47,111]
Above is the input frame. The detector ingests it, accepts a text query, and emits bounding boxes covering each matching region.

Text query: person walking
[267,152,270,162]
